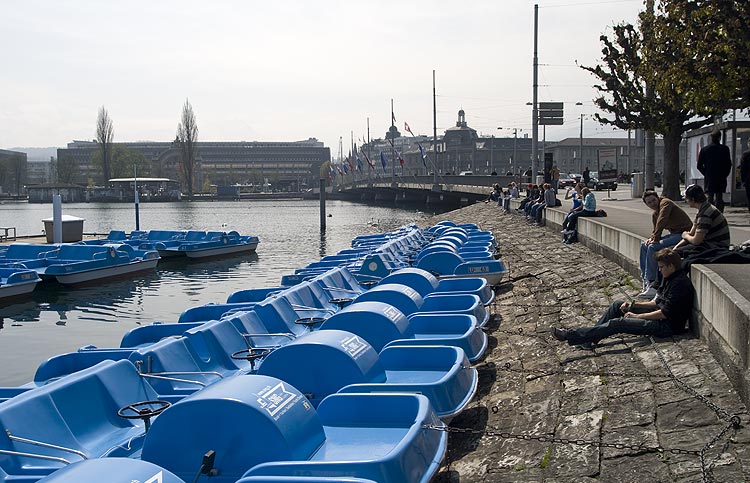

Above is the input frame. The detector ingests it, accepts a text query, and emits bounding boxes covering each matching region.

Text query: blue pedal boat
[319,301,487,362]
[141,375,447,483]
[0,267,41,300]
[0,243,159,285]
[257,329,477,420]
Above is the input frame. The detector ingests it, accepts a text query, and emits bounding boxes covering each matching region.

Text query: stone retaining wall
[512,199,750,407]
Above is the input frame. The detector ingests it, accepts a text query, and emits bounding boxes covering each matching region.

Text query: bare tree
[176,99,199,199]
[96,106,114,184]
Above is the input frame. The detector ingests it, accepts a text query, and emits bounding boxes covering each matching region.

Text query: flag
[363,151,375,169]
[397,151,404,167]
[346,156,354,173]
[336,164,344,176]
[404,122,413,135]
[391,111,396,125]
[343,162,349,174]
[417,143,427,167]
[355,152,363,171]
[329,163,337,178]
[380,151,388,170]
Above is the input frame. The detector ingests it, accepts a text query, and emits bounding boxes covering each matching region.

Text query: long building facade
[56,139,330,191]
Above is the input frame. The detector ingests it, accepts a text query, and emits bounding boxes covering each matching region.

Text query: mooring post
[319,178,326,230]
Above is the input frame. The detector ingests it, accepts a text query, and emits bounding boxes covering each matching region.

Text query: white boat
[0,267,41,299]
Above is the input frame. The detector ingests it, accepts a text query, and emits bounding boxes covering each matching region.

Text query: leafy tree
[581,0,750,200]
[110,145,150,179]
[51,155,79,184]
[96,106,114,183]
[176,99,199,199]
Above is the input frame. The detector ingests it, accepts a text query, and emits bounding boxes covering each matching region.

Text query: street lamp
[575,102,584,175]
[498,127,522,181]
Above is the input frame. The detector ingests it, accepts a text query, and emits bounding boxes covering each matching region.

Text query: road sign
[538,102,564,126]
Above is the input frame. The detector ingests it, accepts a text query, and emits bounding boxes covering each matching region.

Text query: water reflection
[0,200,445,385]
[319,230,328,259]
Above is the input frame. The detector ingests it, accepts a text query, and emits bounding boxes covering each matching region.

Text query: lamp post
[490,135,494,175]
[498,127,522,182]
[576,102,583,173]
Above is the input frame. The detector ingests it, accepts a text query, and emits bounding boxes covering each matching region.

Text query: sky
[0,0,645,154]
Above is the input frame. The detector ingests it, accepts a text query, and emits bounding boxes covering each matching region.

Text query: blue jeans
[639,232,683,285]
[562,209,596,231]
[531,203,545,223]
[566,299,674,344]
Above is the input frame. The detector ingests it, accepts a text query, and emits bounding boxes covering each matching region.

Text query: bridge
[319,174,522,208]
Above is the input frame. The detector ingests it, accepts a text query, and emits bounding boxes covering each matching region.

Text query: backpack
[597,209,608,217]
[554,199,562,207]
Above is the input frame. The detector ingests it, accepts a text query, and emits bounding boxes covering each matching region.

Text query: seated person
[550,248,693,347]
[561,187,596,233]
[485,183,502,203]
[638,190,693,299]
[529,183,556,225]
[518,184,540,212]
[673,184,730,256]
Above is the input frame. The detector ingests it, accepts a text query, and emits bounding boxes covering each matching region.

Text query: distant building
[0,149,27,195]
[400,110,533,176]
[26,159,53,185]
[56,139,330,192]
[27,183,86,203]
[545,137,687,175]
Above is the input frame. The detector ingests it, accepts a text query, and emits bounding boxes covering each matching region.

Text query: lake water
[0,200,441,385]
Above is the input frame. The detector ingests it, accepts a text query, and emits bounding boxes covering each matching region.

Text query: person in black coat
[697,130,732,212]
[741,150,750,213]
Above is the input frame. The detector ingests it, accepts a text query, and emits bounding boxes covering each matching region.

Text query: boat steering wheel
[294,317,326,331]
[117,400,171,432]
[329,298,353,308]
[230,347,271,370]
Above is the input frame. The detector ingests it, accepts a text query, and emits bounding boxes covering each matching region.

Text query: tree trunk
[662,125,683,200]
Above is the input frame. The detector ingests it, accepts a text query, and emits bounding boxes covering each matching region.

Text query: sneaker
[637,286,656,299]
[550,327,569,341]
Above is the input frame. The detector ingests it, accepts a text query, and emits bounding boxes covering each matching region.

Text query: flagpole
[433,69,439,188]
[367,117,372,184]
[390,99,396,186]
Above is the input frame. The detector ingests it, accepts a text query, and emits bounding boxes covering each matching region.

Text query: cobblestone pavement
[424,203,750,483]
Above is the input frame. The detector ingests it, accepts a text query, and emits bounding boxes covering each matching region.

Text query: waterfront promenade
[425,200,750,482]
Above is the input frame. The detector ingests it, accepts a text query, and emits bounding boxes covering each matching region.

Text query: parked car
[558,173,579,188]
[587,171,618,191]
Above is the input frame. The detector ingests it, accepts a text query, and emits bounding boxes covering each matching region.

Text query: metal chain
[422,423,700,456]
[649,337,742,483]
[493,361,657,381]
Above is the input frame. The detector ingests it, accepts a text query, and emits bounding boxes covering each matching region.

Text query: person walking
[583,167,591,186]
[551,165,560,193]
[637,190,692,299]
[697,130,732,212]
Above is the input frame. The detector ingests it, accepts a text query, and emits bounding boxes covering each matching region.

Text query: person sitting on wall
[484,183,502,203]
[529,183,556,225]
[637,190,693,299]
[550,248,693,348]
[518,184,540,213]
[673,184,730,256]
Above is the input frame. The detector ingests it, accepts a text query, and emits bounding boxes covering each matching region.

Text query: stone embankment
[424,203,749,483]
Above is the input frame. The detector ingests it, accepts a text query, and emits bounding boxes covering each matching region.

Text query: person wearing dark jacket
[550,248,693,347]
[741,150,750,213]
[697,130,732,212]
